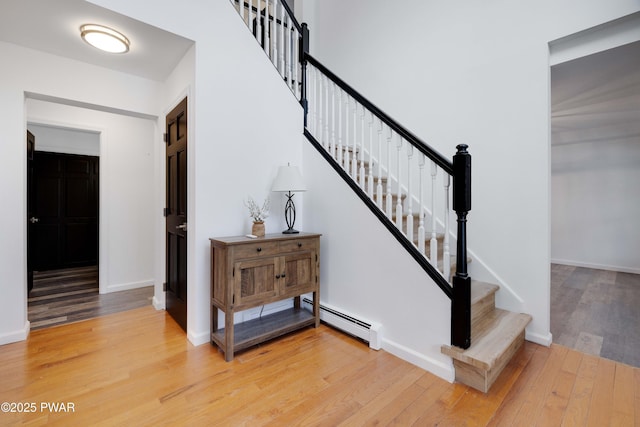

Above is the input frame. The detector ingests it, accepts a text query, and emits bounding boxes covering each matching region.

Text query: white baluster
[406,145,414,243]
[320,75,324,147]
[237,0,243,16]
[278,5,285,77]
[430,161,438,268]
[262,1,269,55]
[248,0,254,32]
[351,101,358,179]
[343,95,350,171]
[307,66,317,136]
[418,154,426,255]
[359,104,366,189]
[368,111,374,198]
[323,75,329,149]
[396,135,403,232]
[256,0,262,45]
[316,74,321,143]
[377,119,383,208]
[294,29,300,98]
[285,19,292,91]
[385,127,393,219]
[330,83,336,155]
[337,89,343,167]
[315,67,320,139]
[443,174,451,282]
[271,0,278,65]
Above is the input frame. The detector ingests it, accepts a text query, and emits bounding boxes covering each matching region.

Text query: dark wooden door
[31,152,99,271]
[27,131,35,293]
[166,98,188,331]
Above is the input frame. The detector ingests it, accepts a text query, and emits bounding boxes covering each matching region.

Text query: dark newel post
[300,23,310,128]
[452,144,471,349]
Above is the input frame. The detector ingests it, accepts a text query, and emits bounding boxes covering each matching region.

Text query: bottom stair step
[441,309,532,393]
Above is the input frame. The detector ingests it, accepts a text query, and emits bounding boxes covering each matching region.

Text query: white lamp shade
[271,164,306,192]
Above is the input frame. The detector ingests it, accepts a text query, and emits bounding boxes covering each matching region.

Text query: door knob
[176,223,187,231]
[29,217,39,224]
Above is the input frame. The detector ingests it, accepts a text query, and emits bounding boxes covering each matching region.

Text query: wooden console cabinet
[209,232,321,361]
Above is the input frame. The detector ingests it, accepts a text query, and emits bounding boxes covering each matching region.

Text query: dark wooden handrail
[304,54,453,175]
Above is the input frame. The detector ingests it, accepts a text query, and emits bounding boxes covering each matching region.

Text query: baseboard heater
[302,297,382,350]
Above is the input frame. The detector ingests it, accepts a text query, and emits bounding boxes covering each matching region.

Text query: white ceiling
[551,41,640,147]
[0,0,194,82]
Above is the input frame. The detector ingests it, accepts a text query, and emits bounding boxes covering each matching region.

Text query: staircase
[442,282,531,392]
[230,0,532,393]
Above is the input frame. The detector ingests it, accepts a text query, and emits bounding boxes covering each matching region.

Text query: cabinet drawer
[279,238,318,254]
[233,241,279,259]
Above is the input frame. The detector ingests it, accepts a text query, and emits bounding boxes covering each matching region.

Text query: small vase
[252,221,265,237]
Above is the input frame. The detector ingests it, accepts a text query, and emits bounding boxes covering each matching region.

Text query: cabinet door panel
[235,258,277,306]
[282,252,315,295]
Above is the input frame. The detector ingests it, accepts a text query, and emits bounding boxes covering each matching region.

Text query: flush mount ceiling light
[80,24,130,54]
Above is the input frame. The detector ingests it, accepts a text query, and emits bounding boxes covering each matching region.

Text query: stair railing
[232,0,302,98]
[229,0,472,350]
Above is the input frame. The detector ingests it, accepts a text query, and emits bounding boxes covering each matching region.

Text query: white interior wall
[27,99,156,293]
[0,40,162,345]
[303,142,455,380]
[89,0,305,345]
[27,124,100,156]
[552,141,640,273]
[301,0,640,348]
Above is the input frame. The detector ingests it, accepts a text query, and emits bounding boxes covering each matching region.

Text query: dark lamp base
[282,228,300,234]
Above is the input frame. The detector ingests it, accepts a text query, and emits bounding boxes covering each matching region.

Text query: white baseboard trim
[526,330,553,347]
[0,321,30,346]
[187,329,210,346]
[381,338,455,383]
[152,294,165,310]
[551,258,640,275]
[103,279,154,294]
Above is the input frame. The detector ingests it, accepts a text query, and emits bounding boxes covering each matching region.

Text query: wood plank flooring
[1,307,637,426]
[28,266,153,330]
[551,263,640,367]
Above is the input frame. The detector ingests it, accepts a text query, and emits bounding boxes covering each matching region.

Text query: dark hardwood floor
[551,263,640,368]
[28,266,153,330]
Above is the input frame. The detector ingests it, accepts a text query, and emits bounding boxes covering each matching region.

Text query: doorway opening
[549,39,640,367]
[25,106,156,329]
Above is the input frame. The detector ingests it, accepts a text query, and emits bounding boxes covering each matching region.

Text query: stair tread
[441,309,531,371]
[471,280,499,306]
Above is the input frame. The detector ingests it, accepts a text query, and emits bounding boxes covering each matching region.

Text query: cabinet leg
[294,295,301,309]
[211,306,219,343]
[313,291,320,328]
[225,310,234,362]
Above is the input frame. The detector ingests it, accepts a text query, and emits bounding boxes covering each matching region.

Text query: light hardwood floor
[0,307,637,426]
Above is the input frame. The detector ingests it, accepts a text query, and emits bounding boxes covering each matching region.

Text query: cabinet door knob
[256,247,262,252]
[297,242,302,248]
[281,273,286,278]
[276,274,280,279]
